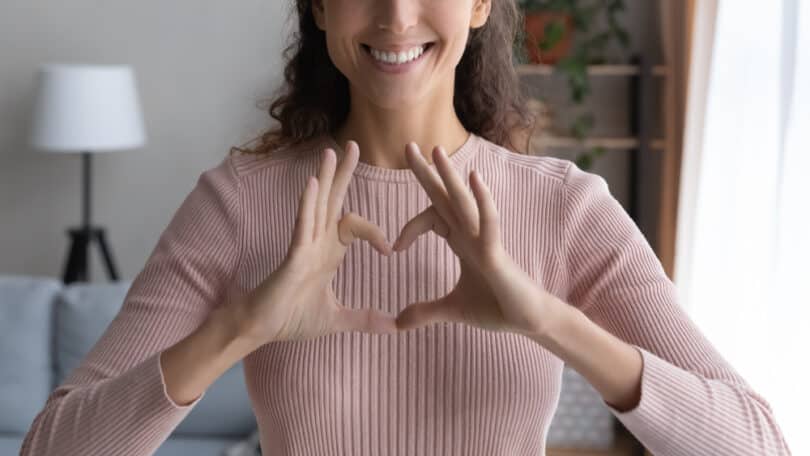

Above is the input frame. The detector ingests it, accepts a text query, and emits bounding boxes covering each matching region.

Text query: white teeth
[368,44,426,65]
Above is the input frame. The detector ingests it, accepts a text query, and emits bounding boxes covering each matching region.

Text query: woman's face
[312,0,491,110]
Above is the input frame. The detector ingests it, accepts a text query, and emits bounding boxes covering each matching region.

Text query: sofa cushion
[0,432,243,456]
[53,280,135,386]
[55,281,256,437]
[154,435,243,456]
[0,433,24,455]
[0,275,60,433]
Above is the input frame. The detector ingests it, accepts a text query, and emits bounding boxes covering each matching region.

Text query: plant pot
[523,12,574,65]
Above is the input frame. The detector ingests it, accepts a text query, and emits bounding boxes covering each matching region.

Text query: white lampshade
[29,63,146,153]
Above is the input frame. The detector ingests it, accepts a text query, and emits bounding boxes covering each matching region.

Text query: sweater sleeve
[561,161,792,456]
[19,156,243,456]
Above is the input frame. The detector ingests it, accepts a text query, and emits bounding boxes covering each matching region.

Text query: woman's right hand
[233,141,398,347]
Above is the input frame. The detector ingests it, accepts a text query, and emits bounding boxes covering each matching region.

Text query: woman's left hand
[392,142,565,338]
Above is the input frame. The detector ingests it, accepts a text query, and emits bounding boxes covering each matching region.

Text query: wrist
[531,296,579,345]
[207,298,260,357]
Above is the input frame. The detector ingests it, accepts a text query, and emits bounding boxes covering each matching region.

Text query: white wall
[0,1,290,282]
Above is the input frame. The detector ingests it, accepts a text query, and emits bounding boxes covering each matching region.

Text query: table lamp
[29,63,146,284]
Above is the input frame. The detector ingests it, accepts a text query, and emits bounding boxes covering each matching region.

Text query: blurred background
[0,1,806,455]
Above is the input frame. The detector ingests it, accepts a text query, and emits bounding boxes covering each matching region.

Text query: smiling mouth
[360,42,436,59]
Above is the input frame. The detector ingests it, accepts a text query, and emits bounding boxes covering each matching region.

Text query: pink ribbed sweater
[20,132,791,456]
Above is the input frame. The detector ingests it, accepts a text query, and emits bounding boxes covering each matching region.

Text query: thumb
[338,212,393,256]
[395,295,461,331]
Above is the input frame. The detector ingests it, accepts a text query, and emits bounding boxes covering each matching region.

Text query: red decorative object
[523,12,574,65]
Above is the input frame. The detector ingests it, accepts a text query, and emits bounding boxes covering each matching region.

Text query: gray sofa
[0,274,257,456]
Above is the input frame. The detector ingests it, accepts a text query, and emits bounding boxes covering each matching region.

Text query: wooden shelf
[516,64,669,77]
[530,136,666,150]
[548,432,640,456]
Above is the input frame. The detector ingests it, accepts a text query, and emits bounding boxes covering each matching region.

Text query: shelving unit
[520,56,668,456]
[531,136,666,150]
[516,63,669,77]
[517,56,668,223]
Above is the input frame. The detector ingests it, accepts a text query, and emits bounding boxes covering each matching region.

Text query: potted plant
[516,0,631,170]
[522,9,574,64]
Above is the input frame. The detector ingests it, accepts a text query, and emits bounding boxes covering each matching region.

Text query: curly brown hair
[230,0,537,158]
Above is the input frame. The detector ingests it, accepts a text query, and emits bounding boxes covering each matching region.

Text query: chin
[362,85,427,111]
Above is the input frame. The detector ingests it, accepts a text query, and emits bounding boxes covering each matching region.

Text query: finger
[332,307,398,335]
[470,170,501,243]
[327,141,359,225]
[392,205,450,251]
[433,146,479,232]
[404,142,457,225]
[395,296,462,331]
[315,148,337,235]
[291,176,318,246]
[338,212,393,256]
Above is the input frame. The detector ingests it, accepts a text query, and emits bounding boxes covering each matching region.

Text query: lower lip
[362,44,433,74]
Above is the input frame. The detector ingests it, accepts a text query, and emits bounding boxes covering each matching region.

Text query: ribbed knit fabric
[20,132,791,456]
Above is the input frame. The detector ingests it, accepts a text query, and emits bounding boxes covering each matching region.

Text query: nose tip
[375,3,417,34]
[377,20,416,35]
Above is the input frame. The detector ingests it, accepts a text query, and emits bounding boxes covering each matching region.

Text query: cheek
[321,39,351,79]
[320,9,364,71]
[430,8,473,64]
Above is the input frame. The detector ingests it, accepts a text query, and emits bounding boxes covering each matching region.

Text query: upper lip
[362,42,433,53]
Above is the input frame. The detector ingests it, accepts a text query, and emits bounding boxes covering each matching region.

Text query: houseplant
[515,0,631,170]
[522,10,574,64]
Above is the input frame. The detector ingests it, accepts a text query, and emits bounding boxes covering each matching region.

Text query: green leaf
[575,152,593,170]
[615,28,631,48]
[546,0,572,12]
[607,0,626,14]
[540,20,566,50]
[568,70,590,103]
[570,112,595,139]
[579,3,601,29]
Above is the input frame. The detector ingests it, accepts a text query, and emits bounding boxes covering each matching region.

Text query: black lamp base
[62,226,120,284]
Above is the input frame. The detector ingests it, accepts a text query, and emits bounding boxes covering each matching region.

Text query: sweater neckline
[319,131,481,183]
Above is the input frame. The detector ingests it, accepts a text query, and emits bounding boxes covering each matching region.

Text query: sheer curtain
[674,0,808,453]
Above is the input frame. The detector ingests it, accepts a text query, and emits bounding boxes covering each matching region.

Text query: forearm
[531,300,643,412]
[20,320,251,456]
[160,303,257,406]
[530,301,792,455]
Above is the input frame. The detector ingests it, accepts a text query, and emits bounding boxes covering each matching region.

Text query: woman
[21,1,791,455]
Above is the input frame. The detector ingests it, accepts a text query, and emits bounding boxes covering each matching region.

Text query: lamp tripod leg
[62,228,90,284]
[94,228,120,281]
[62,227,120,283]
